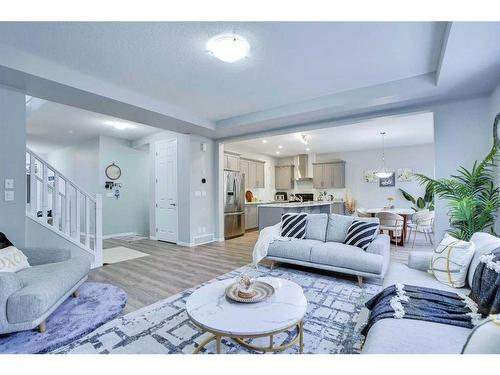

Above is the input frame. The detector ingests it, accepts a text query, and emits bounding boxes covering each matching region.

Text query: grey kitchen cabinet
[240,158,265,189]
[313,161,345,188]
[224,152,240,171]
[245,205,259,230]
[275,165,294,189]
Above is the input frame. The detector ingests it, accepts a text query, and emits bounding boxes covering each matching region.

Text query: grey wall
[98,136,149,236]
[25,216,93,262]
[0,85,26,247]
[46,138,99,194]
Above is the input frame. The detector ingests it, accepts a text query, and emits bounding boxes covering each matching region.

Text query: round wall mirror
[105,163,121,180]
[494,113,500,147]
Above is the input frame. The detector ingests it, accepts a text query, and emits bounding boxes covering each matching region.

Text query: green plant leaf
[399,189,416,204]
[416,197,426,209]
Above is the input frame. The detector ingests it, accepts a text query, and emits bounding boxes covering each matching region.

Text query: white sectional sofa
[362,232,500,354]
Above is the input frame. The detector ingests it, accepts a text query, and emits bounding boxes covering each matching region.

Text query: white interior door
[155,139,178,243]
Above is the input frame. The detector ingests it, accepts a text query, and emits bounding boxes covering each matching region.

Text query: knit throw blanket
[361,284,482,336]
[470,247,500,315]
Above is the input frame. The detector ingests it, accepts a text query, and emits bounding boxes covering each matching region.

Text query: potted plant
[399,183,435,212]
[415,145,499,241]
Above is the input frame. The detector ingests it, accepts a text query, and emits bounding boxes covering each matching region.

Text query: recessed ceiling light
[68,130,74,134]
[207,34,250,63]
[278,145,283,149]
[262,139,268,144]
[275,151,280,155]
[107,121,134,130]
[306,147,310,151]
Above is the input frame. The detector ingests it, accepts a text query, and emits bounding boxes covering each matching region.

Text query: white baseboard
[149,236,158,240]
[215,237,225,242]
[177,241,192,247]
[103,232,140,239]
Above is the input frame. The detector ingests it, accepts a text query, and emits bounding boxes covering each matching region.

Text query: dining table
[364,207,415,246]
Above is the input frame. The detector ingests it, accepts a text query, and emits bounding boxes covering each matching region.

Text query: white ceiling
[26,98,161,154]
[226,112,434,157]
[0,22,445,121]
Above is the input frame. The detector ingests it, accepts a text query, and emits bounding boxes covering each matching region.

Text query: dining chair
[375,211,404,249]
[407,210,435,248]
[356,208,372,218]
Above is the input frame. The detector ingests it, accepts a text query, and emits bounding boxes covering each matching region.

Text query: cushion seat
[7,257,91,324]
[310,242,383,275]
[267,239,322,262]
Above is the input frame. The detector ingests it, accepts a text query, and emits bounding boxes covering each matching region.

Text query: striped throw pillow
[344,220,379,250]
[280,213,307,239]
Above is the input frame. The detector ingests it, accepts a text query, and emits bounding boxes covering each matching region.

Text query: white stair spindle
[42,164,48,220]
[64,183,71,235]
[29,153,37,216]
[85,196,90,247]
[94,194,103,267]
[54,173,60,230]
[74,189,81,242]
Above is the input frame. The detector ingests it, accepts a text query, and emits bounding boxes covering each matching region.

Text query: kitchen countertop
[244,201,280,205]
[261,201,344,208]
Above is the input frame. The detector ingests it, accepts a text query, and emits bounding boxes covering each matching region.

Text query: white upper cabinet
[312,161,345,188]
[275,165,294,190]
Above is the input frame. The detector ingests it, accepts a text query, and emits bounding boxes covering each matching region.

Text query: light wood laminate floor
[90,230,433,314]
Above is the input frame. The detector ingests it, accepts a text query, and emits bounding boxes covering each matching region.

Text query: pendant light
[375,132,392,178]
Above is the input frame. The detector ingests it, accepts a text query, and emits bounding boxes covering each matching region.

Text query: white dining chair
[356,208,372,218]
[376,211,404,249]
[407,210,435,247]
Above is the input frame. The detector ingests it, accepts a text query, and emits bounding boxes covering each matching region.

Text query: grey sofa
[362,232,500,354]
[265,214,391,285]
[0,248,91,335]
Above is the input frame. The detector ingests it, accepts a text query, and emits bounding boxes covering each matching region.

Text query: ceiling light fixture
[207,34,250,63]
[278,145,283,149]
[275,151,280,155]
[262,139,268,144]
[306,147,310,152]
[108,121,134,130]
[374,132,392,178]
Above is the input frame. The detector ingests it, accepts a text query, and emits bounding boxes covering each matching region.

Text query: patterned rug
[0,283,127,354]
[55,265,380,354]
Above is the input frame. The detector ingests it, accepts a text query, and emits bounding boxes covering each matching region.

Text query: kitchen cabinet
[245,205,259,230]
[275,165,294,190]
[240,158,265,189]
[224,152,240,171]
[313,161,345,188]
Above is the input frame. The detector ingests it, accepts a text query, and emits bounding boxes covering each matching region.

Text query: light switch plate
[5,179,14,189]
[4,190,14,201]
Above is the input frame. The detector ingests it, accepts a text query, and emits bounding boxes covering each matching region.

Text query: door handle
[170,203,177,207]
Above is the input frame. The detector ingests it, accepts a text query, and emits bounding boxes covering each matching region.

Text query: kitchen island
[258,201,345,230]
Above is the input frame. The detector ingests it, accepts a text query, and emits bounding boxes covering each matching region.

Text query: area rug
[0,283,127,354]
[103,246,149,264]
[55,266,380,354]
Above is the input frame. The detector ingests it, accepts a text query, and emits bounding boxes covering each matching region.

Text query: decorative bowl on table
[225,275,275,303]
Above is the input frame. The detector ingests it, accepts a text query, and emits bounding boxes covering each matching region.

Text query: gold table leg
[216,335,222,354]
[299,320,304,354]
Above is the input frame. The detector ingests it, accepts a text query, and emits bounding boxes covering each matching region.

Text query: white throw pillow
[428,233,475,288]
[462,315,500,354]
[0,246,30,272]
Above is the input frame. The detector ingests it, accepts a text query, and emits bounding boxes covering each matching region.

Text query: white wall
[98,136,149,237]
[0,85,26,247]
[489,83,500,234]
[46,138,99,194]
[224,144,278,202]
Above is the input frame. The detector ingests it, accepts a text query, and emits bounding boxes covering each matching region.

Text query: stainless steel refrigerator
[224,170,245,239]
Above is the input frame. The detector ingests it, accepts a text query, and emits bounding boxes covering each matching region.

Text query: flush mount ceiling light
[374,131,392,178]
[207,34,250,63]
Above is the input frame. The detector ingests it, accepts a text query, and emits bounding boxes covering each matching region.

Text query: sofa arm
[366,234,390,256]
[0,272,23,327]
[21,248,71,266]
[408,251,433,272]
[366,234,391,278]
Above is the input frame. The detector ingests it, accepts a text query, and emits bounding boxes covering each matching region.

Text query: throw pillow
[0,232,13,249]
[326,214,354,242]
[461,315,500,354]
[428,233,475,288]
[280,213,307,239]
[343,220,379,250]
[0,246,30,273]
[305,213,328,242]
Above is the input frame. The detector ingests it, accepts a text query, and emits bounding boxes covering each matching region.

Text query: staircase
[25,148,103,267]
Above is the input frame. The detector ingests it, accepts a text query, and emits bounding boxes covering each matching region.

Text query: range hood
[293,154,313,181]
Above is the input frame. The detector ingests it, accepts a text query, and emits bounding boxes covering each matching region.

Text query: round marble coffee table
[186,277,307,354]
